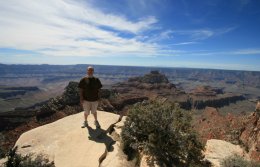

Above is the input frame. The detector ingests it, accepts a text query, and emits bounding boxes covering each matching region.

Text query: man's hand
[80,99,84,108]
[98,89,101,100]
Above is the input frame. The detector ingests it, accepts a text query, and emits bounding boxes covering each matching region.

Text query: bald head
[87,66,94,76]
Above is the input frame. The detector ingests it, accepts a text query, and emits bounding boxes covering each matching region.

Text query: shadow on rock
[86,126,115,152]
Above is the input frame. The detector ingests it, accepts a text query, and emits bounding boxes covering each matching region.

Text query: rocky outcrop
[193,107,234,142]
[204,139,249,167]
[35,82,79,120]
[12,111,131,167]
[194,106,260,162]
[239,112,260,161]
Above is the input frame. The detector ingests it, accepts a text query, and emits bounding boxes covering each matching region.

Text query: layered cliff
[111,71,246,110]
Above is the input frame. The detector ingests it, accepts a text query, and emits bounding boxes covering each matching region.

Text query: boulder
[204,139,249,167]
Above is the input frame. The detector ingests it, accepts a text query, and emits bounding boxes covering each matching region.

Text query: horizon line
[1,62,260,72]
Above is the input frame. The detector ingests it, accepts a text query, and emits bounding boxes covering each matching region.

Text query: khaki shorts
[83,101,99,115]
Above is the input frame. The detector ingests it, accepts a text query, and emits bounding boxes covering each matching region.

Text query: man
[78,66,102,128]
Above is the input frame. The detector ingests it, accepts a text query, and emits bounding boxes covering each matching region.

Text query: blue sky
[0,0,260,71]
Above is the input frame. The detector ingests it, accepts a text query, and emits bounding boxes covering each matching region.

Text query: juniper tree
[121,101,205,167]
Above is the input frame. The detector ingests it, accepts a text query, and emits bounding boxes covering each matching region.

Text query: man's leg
[91,101,100,128]
[82,101,91,127]
[93,112,97,121]
[84,112,89,122]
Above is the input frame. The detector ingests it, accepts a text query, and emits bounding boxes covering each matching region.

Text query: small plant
[121,101,205,167]
[4,146,55,167]
[221,154,260,167]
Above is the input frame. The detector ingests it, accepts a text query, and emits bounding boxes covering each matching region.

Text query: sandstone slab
[13,111,129,167]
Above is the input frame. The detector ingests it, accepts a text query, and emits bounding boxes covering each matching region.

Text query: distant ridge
[1,63,260,72]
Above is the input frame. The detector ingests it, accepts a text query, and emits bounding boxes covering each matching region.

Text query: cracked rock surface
[14,111,131,167]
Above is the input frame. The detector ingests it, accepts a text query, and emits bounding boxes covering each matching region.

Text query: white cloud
[0,0,160,57]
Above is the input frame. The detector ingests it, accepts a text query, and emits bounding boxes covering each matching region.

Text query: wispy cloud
[145,30,174,43]
[172,48,260,57]
[237,0,251,11]
[177,62,257,71]
[232,49,260,55]
[0,0,160,57]
[172,27,236,40]
[170,42,198,45]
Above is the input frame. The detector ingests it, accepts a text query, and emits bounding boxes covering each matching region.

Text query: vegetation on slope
[121,101,205,167]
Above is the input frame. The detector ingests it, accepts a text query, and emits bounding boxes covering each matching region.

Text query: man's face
[87,68,94,76]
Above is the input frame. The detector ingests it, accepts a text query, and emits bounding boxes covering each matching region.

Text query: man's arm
[79,88,84,107]
[97,78,102,100]
[97,78,102,89]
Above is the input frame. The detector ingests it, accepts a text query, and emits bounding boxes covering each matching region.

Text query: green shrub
[221,154,260,167]
[121,101,205,167]
[0,147,5,158]
[4,146,55,167]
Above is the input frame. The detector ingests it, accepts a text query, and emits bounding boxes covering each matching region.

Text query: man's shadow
[85,126,115,152]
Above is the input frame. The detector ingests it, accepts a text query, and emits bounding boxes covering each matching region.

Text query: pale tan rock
[140,155,150,167]
[101,116,134,167]
[0,157,7,166]
[256,101,260,111]
[14,111,130,167]
[140,154,159,167]
[204,139,249,167]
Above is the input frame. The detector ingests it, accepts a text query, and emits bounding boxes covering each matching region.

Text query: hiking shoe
[95,120,101,128]
[81,121,88,128]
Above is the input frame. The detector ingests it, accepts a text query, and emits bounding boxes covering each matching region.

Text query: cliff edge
[12,111,131,167]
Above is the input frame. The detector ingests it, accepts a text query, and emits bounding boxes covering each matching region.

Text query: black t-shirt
[78,77,102,101]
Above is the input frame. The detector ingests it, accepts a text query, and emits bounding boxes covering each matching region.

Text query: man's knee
[84,111,90,116]
[91,110,97,115]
